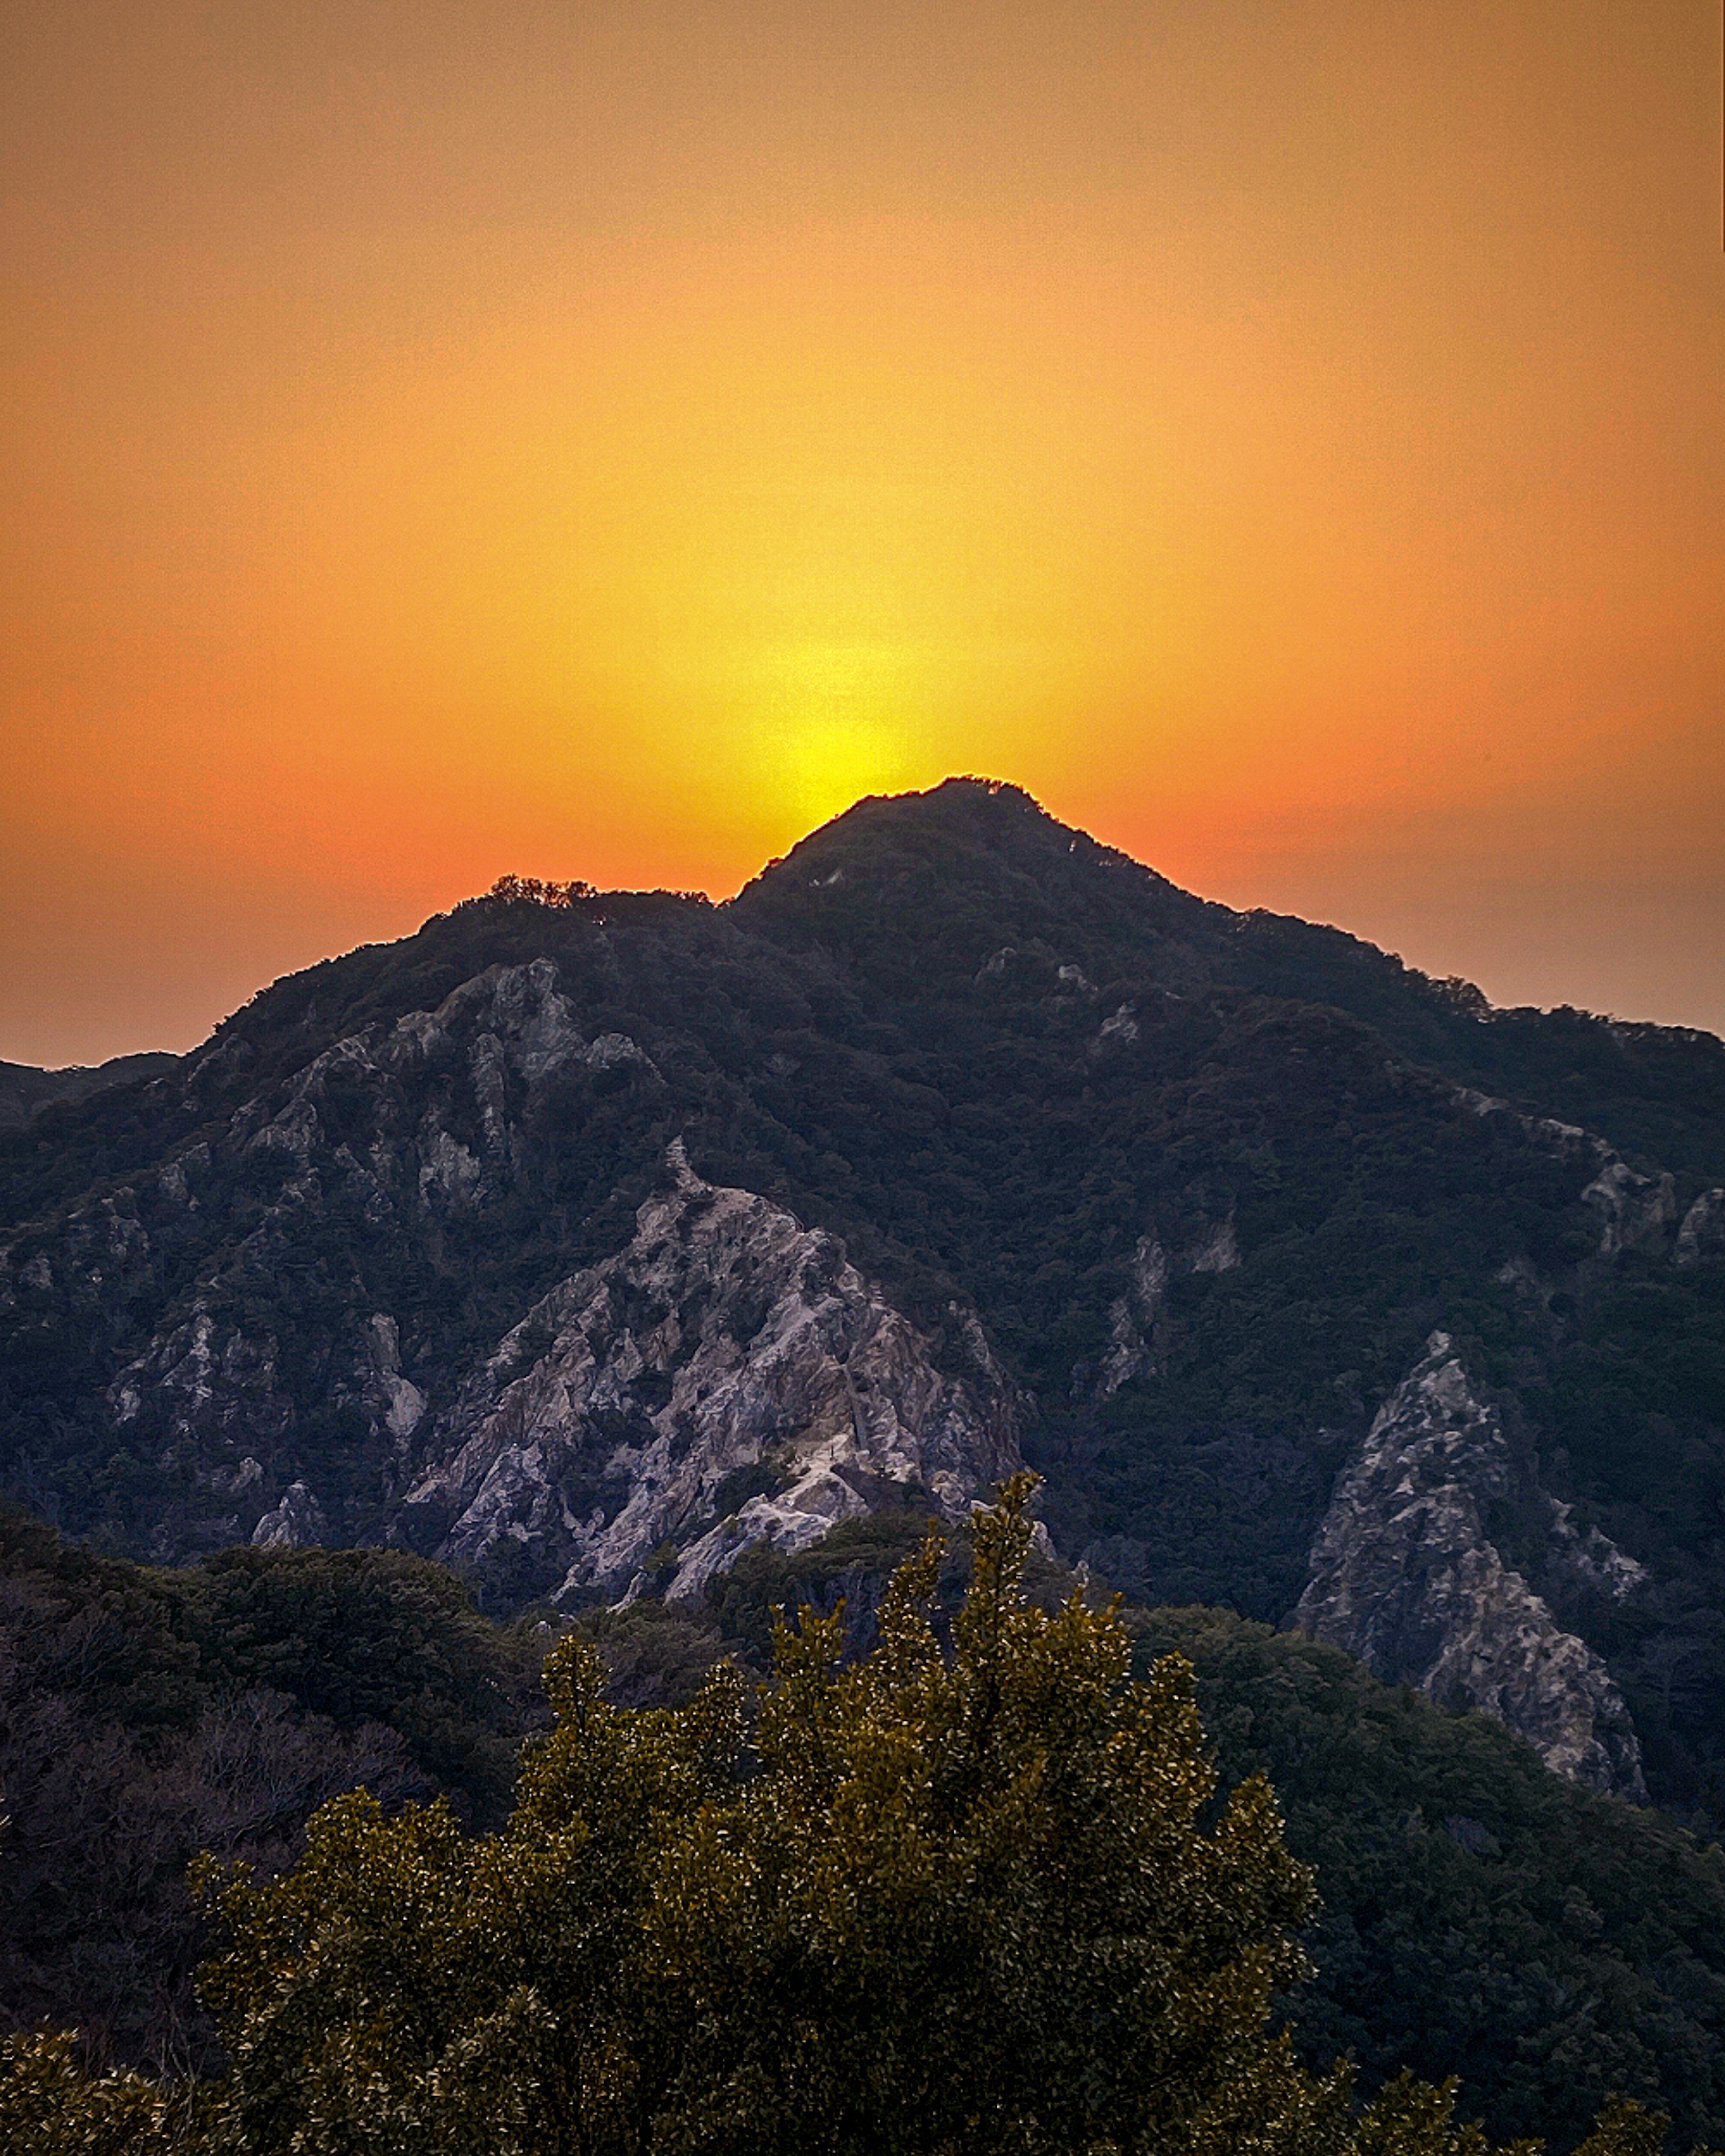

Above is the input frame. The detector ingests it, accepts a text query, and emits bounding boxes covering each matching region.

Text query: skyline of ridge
[4,776,1721,1071]
[4,2,1719,1070]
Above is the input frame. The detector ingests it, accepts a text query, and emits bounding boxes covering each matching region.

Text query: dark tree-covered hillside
[8,1489,1716,2155]
[1,780,1722,1809]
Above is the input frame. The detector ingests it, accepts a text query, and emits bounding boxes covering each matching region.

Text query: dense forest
[0,1509,544,2074]
[2,783,1721,1802]
[7,1498,1725,2150]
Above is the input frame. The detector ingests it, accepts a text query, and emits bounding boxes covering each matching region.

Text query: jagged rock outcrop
[1097,1236,1171,1396]
[1455,1087,1698,1264]
[1582,1158,1677,1259]
[8,956,667,1542]
[251,1480,328,1548]
[12,948,1026,1572]
[1294,1334,1645,1797]
[1097,1213,1238,1398]
[398,1142,1022,1607]
[110,1299,295,1456]
[1676,1189,1725,1266]
[363,1315,426,1441]
[215,954,659,1221]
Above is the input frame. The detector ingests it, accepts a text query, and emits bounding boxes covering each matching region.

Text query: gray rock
[1455,1087,1685,1265]
[1582,1158,1677,1259]
[1676,1189,1725,1266]
[1097,1234,1168,1397]
[365,1316,427,1440]
[108,1299,294,1455]
[252,1480,328,1548]
[401,1141,1022,1606]
[1293,1333,1645,1798]
[1189,1217,1239,1275]
[1096,1216,1235,1398]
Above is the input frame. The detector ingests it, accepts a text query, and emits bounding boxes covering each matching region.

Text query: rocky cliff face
[4,781,1723,1807]
[399,1140,1022,1607]
[1458,1085,1710,1266]
[2,950,1022,1593]
[1,957,668,1549]
[1677,1188,1725,1266]
[1294,1335,1645,1798]
[1097,1213,1238,1398]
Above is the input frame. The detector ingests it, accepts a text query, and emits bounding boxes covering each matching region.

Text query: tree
[0,2029,190,2155]
[6,1480,1722,2152]
[190,1474,1340,2152]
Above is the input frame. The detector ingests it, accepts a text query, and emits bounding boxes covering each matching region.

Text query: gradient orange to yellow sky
[3,0,1721,1065]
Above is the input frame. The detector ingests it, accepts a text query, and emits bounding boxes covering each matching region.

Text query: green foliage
[565,1598,731,1709]
[185,1480,1336,2153]
[0,1508,203,1733]
[0,2030,194,2156]
[177,1545,541,1823]
[486,873,598,907]
[608,1526,1725,2149]
[1129,1607,1725,2151]
[0,1514,544,2075]
[7,1489,1725,2153]
[700,1503,953,1662]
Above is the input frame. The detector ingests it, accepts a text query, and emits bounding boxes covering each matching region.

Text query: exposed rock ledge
[1293,1334,1645,1799]
[252,1480,328,1549]
[1097,1213,1238,1398]
[399,1142,1022,1607]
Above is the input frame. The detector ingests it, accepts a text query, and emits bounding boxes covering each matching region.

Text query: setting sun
[1,0,1719,1064]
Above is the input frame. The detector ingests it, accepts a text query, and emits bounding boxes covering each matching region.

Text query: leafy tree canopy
[5,1484,1716,2156]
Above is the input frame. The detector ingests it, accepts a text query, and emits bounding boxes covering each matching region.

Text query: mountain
[0,1051,177,1131]
[2,778,1722,1813]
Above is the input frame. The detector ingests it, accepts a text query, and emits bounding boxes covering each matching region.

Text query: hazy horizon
[4,777,1723,1070]
[4,2,1721,1065]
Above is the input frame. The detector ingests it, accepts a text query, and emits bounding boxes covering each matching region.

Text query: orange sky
[3,0,1721,1066]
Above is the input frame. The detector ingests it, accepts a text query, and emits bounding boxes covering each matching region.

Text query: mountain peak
[730,775,1206,956]
[848,775,1209,904]
[743,775,1067,880]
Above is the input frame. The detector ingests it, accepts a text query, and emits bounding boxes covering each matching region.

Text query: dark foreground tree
[2,1479,1717,2154]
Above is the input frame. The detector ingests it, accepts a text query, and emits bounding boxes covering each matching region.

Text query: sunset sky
[4,0,1721,1066]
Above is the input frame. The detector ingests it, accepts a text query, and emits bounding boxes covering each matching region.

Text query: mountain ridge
[0,1051,179,1133]
[1,778,1721,1815]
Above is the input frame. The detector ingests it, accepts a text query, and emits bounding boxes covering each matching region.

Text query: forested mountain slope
[0,1051,177,1132]
[2,779,1722,1814]
[0,1510,542,2072]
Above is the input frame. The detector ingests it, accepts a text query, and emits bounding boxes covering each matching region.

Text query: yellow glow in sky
[1,0,1721,1062]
